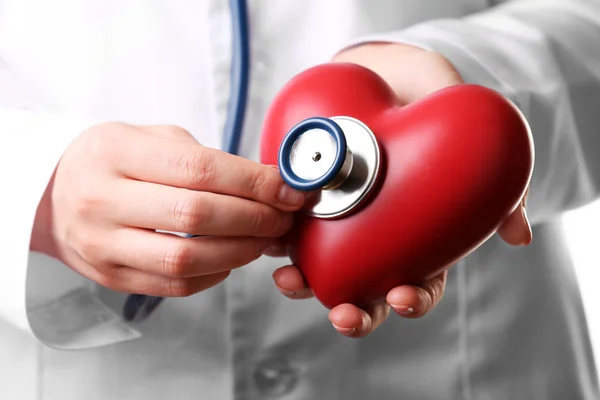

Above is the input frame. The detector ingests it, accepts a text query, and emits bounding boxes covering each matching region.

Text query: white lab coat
[1,0,600,398]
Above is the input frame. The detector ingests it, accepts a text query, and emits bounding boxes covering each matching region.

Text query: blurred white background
[564,199,600,376]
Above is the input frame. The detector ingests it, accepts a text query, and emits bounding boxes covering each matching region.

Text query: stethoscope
[123,0,368,322]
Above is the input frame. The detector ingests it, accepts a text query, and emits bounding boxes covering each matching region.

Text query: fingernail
[391,305,414,316]
[280,288,296,296]
[279,185,306,207]
[294,287,313,298]
[332,323,357,336]
[276,285,312,299]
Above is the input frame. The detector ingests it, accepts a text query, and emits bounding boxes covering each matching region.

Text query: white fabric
[1,0,600,398]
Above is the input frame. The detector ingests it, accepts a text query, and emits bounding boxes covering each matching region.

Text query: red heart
[260,63,534,310]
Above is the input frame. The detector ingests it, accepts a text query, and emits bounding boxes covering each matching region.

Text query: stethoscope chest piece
[278,116,381,219]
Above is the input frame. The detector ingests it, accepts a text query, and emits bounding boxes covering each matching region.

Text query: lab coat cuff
[0,108,141,349]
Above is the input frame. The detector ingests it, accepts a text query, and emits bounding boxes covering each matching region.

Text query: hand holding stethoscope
[34,0,281,324]
[31,122,307,319]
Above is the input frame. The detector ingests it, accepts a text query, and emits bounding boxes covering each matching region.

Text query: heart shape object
[260,62,534,310]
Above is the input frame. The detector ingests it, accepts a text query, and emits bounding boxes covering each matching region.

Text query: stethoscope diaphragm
[278,116,382,219]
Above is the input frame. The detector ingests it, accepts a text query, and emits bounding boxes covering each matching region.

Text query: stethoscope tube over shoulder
[123,0,251,322]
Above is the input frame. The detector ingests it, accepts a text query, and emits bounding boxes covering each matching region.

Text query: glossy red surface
[260,63,534,309]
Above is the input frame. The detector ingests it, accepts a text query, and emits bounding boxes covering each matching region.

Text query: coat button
[253,357,298,397]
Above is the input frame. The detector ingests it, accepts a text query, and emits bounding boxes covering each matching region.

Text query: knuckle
[423,278,438,301]
[271,211,293,236]
[247,207,268,235]
[252,208,289,237]
[426,285,438,305]
[166,125,192,139]
[179,149,216,187]
[162,278,196,298]
[233,240,260,268]
[82,122,123,158]
[172,196,209,232]
[423,277,445,308]
[233,250,250,269]
[161,244,193,278]
[94,272,114,290]
[432,274,447,303]
[94,267,121,291]
[247,168,275,199]
[76,230,102,262]
[416,288,433,314]
[73,189,102,218]
[82,130,108,159]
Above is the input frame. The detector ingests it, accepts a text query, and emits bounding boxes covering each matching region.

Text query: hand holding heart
[268,43,533,338]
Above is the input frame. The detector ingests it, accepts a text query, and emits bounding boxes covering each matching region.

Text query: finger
[272,265,313,299]
[86,263,231,297]
[328,302,391,338]
[110,179,294,237]
[80,228,274,278]
[386,270,448,318]
[112,129,306,211]
[365,302,392,333]
[333,43,464,104]
[497,206,532,246]
[263,238,288,257]
[498,191,532,246]
[390,52,465,104]
[140,125,200,144]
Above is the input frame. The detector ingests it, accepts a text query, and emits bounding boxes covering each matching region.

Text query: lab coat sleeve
[0,69,141,349]
[349,0,600,225]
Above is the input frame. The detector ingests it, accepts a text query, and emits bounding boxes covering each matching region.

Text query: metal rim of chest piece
[278,115,381,219]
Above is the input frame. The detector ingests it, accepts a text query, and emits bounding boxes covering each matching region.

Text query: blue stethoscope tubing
[123,0,251,322]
